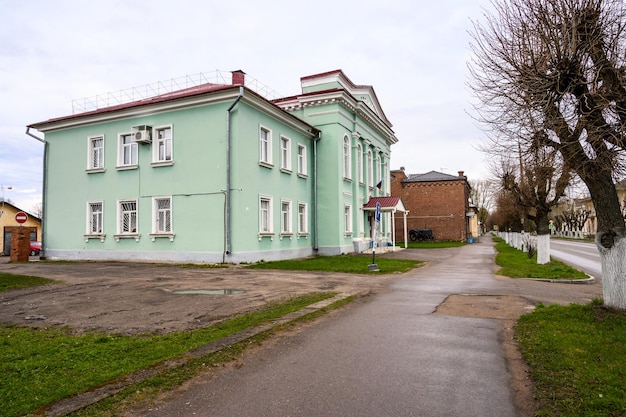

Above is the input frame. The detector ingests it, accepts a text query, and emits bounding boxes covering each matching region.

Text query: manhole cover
[172,289,246,295]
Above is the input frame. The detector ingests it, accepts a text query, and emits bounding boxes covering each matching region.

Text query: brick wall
[391,170,470,241]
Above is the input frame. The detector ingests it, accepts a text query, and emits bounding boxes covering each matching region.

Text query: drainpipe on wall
[25,127,46,258]
[313,132,321,251]
[224,86,244,262]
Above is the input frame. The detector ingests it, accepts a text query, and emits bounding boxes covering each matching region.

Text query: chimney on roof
[400,166,405,171]
[231,70,246,86]
[458,171,465,178]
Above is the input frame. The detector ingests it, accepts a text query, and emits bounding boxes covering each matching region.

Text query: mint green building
[27,70,399,263]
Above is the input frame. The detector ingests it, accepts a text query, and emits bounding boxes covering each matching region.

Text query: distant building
[391,168,474,241]
[550,179,626,238]
[0,201,41,255]
[27,70,398,262]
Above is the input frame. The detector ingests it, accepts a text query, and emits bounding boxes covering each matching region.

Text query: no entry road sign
[15,211,28,224]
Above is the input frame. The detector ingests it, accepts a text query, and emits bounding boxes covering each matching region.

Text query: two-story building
[27,70,398,263]
[391,168,473,241]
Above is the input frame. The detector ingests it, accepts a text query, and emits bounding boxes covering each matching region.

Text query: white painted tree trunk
[536,233,550,265]
[599,237,626,309]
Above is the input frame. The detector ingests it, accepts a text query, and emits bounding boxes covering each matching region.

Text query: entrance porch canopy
[362,196,409,249]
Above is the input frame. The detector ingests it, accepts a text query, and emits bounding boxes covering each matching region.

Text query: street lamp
[0,185,13,218]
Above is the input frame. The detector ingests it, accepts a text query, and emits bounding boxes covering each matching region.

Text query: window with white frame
[118,200,138,234]
[118,133,138,167]
[260,126,272,165]
[281,199,292,234]
[343,136,351,179]
[367,150,373,186]
[153,197,172,234]
[297,144,307,176]
[280,136,291,171]
[87,201,103,234]
[154,126,172,163]
[87,136,104,171]
[356,143,363,183]
[298,202,308,235]
[259,195,273,234]
[344,204,352,234]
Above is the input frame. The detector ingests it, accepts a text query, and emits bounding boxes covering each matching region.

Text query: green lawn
[0,272,61,291]
[493,238,588,279]
[400,241,467,249]
[245,254,422,274]
[516,301,626,416]
[1,292,336,417]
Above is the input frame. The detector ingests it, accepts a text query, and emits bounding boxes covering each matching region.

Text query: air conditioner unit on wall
[132,125,152,143]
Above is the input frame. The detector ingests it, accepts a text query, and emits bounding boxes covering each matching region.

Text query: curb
[39,291,366,417]
[522,275,595,284]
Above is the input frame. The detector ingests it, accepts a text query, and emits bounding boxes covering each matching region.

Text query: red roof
[300,69,344,81]
[29,82,236,127]
[363,196,405,211]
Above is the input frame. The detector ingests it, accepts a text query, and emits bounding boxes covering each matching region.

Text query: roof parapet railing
[71,70,282,114]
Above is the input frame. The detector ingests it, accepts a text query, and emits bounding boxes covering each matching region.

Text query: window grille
[120,201,137,233]
[155,198,171,232]
[90,137,104,169]
[89,202,103,233]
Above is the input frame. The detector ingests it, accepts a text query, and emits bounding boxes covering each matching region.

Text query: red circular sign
[15,211,28,224]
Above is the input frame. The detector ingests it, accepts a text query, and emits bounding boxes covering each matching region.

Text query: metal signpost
[368,203,381,271]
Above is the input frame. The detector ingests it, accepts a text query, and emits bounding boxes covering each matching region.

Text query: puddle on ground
[172,289,246,295]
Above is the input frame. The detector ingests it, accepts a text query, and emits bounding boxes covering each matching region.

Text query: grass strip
[493,238,588,279]
[401,241,467,249]
[516,300,626,416]
[2,292,336,417]
[245,254,421,273]
[0,272,61,291]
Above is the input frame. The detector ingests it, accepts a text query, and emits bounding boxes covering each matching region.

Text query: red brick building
[390,168,472,241]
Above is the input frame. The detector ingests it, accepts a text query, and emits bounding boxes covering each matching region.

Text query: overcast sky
[0,0,492,213]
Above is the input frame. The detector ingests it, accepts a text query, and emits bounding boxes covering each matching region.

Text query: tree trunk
[536,233,550,265]
[599,237,626,309]
[585,172,626,309]
[535,212,551,265]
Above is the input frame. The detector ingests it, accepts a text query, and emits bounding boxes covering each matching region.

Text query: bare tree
[469,0,626,308]
[498,150,570,263]
[469,179,497,233]
[557,208,591,232]
[31,203,43,219]
[469,179,496,211]
[491,187,525,232]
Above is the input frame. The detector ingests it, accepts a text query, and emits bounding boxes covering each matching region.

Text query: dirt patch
[436,294,536,320]
[436,294,537,417]
[0,262,395,335]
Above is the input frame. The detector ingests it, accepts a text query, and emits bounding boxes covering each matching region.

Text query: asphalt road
[138,241,521,417]
[550,238,602,278]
